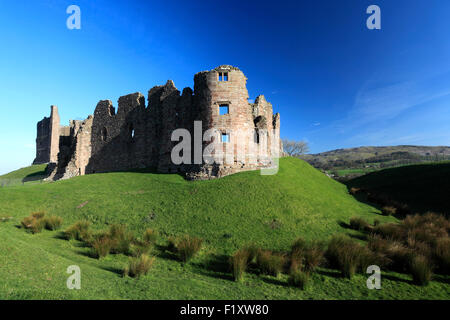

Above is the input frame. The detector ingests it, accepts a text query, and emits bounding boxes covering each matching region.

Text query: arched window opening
[101,127,108,142]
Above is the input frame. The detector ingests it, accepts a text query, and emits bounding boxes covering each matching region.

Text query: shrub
[91,236,113,258]
[43,216,63,230]
[410,255,432,286]
[256,250,285,277]
[230,249,250,282]
[176,235,203,262]
[349,217,371,231]
[381,206,397,216]
[125,254,155,278]
[143,228,158,245]
[288,270,309,290]
[63,220,91,241]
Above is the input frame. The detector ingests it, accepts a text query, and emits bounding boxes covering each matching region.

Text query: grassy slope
[0,158,448,299]
[347,162,450,216]
[0,164,47,186]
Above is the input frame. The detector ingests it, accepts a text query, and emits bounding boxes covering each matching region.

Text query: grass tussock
[290,237,325,273]
[63,220,91,241]
[43,216,63,230]
[256,250,286,277]
[91,235,113,259]
[230,249,250,282]
[107,224,135,255]
[349,217,371,232]
[124,254,155,278]
[20,212,57,234]
[288,269,309,290]
[370,213,448,275]
[325,235,374,278]
[170,235,203,262]
[381,206,397,216]
[410,255,432,286]
[143,228,158,245]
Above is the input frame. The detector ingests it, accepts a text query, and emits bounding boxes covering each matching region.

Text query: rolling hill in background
[300,145,450,178]
[0,158,448,299]
[347,162,450,217]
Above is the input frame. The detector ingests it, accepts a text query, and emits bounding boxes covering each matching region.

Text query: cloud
[335,71,450,134]
[312,122,321,126]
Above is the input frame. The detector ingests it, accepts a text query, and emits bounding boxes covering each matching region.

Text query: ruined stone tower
[33,65,281,180]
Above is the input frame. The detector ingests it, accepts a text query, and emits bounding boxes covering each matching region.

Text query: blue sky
[1,0,450,174]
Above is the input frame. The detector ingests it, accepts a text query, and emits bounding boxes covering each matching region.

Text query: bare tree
[282,139,310,156]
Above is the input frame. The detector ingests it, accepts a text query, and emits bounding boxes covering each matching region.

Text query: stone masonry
[33,65,281,180]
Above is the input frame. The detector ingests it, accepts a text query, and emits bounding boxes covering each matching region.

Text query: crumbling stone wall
[34,65,281,180]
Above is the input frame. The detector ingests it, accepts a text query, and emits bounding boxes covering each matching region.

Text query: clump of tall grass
[230,249,250,282]
[20,212,51,234]
[107,224,134,255]
[349,217,371,232]
[290,237,325,273]
[21,215,46,234]
[91,235,113,259]
[410,255,432,286]
[63,220,91,241]
[288,269,309,290]
[123,254,155,278]
[169,235,203,262]
[434,237,450,274]
[43,216,63,230]
[325,235,371,279]
[381,206,397,216]
[256,250,285,277]
[143,228,158,245]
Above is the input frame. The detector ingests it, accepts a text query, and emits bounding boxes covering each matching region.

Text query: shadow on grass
[100,265,124,276]
[382,273,413,285]
[191,254,234,281]
[259,275,287,287]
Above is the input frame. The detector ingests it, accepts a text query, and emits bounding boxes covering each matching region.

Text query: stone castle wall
[33,65,281,180]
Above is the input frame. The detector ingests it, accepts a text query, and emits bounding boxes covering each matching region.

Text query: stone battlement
[33,66,281,180]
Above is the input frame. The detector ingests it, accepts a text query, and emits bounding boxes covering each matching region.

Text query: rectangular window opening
[221,133,230,143]
[219,104,229,115]
[218,72,229,81]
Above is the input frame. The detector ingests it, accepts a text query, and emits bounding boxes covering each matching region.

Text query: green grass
[347,162,450,216]
[0,164,47,187]
[0,158,448,299]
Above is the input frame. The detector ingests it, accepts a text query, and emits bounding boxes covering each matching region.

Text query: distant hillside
[346,162,450,217]
[300,145,450,178]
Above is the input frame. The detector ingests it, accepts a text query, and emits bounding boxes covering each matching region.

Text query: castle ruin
[33,65,281,180]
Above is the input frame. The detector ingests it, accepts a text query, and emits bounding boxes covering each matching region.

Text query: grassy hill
[347,162,450,217]
[0,164,47,187]
[300,145,450,178]
[0,158,448,299]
